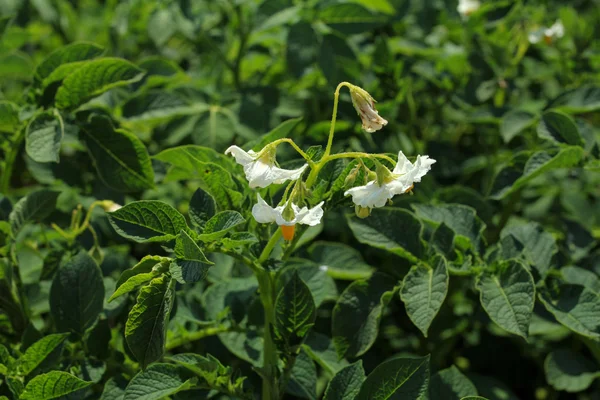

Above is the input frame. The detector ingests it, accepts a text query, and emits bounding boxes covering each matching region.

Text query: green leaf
[198,211,245,241]
[124,363,192,400]
[9,190,60,235]
[220,232,259,249]
[167,353,247,397]
[539,284,600,339]
[500,110,536,143]
[191,106,238,151]
[174,230,212,264]
[125,276,175,369]
[0,100,20,133]
[460,397,490,400]
[429,366,478,400]
[318,3,388,34]
[20,371,92,400]
[400,256,449,337]
[275,272,316,348]
[476,260,535,339]
[202,277,262,366]
[286,22,318,78]
[80,115,154,192]
[280,260,338,307]
[332,273,397,359]
[302,332,348,375]
[121,90,209,123]
[189,187,216,230]
[108,200,189,243]
[323,361,365,400]
[55,57,144,109]
[537,110,584,146]
[25,111,64,163]
[545,349,599,392]
[355,355,430,400]
[286,349,317,400]
[500,222,557,278]
[469,375,518,400]
[35,42,104,82]
[110,256,168,302]
[412,204,486,254]
[0,15,13,38]
[347,208,424,263]
[50,251,105,336]
[549,86,600,113]
[100,375,128,400]
[170,230,213,284]
[14,333,68,377]
[308,242,373,280]
[562,266,600,293]
[490,146,584,199]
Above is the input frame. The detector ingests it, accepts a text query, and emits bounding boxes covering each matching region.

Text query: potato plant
[1,1,600,400]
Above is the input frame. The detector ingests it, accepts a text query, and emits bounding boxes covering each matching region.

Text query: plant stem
[0,129,24,194]
[258,270,279,400]
[324,82,352,159]
[165,325,236,350]
[258,228,282,264]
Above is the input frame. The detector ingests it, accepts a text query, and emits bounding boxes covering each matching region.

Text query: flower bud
[344,165,361,188]
[355,205,371,219]
[349,85,388,133]
[281,201,296,222]
[100,200,122,213]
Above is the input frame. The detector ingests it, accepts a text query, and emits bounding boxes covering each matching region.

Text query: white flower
[529,20,565,44]
[252,194,324,227]
[458,0,480,18]
[344,152,436,209]
[225,145,308,188]
[349,86,388,133]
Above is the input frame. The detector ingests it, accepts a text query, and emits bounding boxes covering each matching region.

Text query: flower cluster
[224,82,435,239]
[528,20,564,45]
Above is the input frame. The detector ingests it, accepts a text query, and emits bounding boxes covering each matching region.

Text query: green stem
[324,82,352,159]
[272,139,315,166]
[258,228,282,264]
[258,270,279,400]
[165,325,237,350]
[327,152,396,165]
[0,129,24,194]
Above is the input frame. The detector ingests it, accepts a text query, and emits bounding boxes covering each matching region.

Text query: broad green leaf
[202,277,262,366]
[347,208,424,263]
[124,363,192,400]
[429,366,478,400]
[549,86,600,113]
[490,146,584,199]
[355,355,430,400]
[55,57,144,109]
[167,353,247,397]
[275,272,316,348]
[431,223,455,257]
[246,117,302,152]
[302,332,348,375]
[40,61,86,90]
[198,211,245,241]
[100,375,128,400]
[35,42,104,82]
[332,273,397,358]
[111,256,169,302]
[318,3,388,34]
[323,361,365,400]
[280,260,338,307]
[170,230,213,284]
[20,371,92,400]
[0,100,20,133]
[500,222,557,277]
[539,284,600,339]
[14,333,68,376]
[400,256,449,337]
[189,187,216,230]
[9,190,60,235]
[286,350,317,400]
[50,251,105,336]
[191,106,238,151]
[125,276,175,369]
[460,398,489,400]
[286,22,318,78]
[0,15,13,38]
[412,204,486,254]
[174,230,212,264]
[121,90,209,123]
[500,110,536,143]
[308,242,373,280]
[561,266,600,293]
[80,115,154,192]
[220,232,259,249]
[544,349,599,392]
[476,260,534,339]
[469,374,519,400]
[108,200,189,243]
[537,110,583,146]
[25,111,63,163]
[0,264,26,335]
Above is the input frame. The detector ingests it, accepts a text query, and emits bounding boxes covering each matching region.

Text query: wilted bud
[349,85,388,133]
[344,165,361,188]
[355,205,371,219]
[100,200,122,213]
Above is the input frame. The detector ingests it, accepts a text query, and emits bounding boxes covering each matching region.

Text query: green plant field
[1,0,600,399]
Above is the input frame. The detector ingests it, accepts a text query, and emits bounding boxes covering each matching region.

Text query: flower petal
[252,194,279,224]
[297,202,324,226]
[344,181,392,208]
[225,145,255,166]
[269,164,308,185]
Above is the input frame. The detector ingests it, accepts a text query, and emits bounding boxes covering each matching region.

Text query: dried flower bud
[349,85,388,133]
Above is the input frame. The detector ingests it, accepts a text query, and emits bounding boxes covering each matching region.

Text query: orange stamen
[281,225,296,241]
